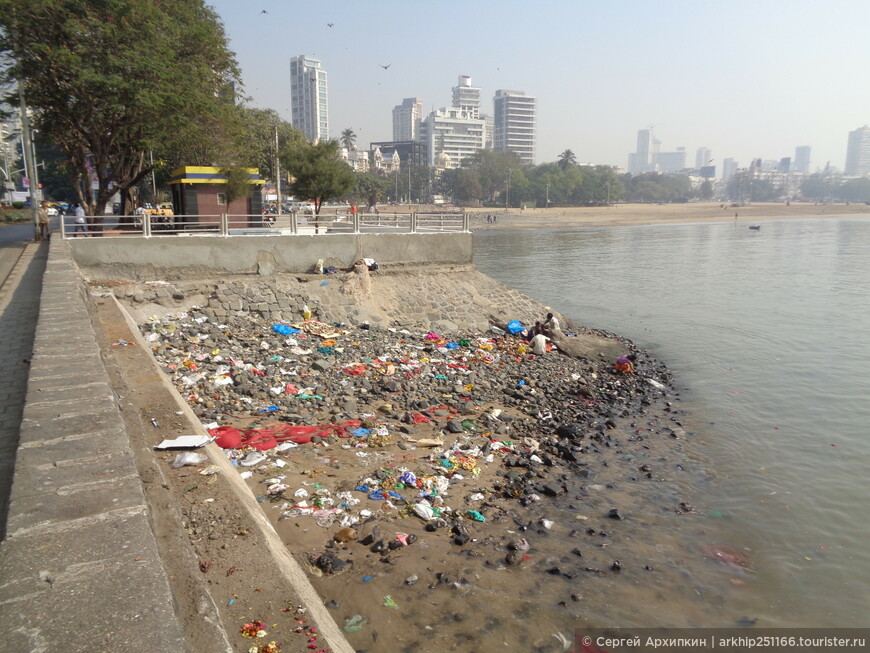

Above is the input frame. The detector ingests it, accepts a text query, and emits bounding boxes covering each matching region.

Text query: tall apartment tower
[722,158,738,183]
[290,55,328,142]
[845,126,870,176]
[695,146,711,171]
[452,76,481,118]
[493,90,536,165]
[794,146,811,173]
[392,98,424,142]
[629,128,655,174]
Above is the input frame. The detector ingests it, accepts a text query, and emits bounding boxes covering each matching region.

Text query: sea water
[473,217,870,628]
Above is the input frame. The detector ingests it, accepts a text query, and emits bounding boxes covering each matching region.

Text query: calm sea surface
[473,217,870,628]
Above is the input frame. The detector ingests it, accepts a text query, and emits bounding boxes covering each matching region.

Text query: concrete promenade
[0,239,189,651]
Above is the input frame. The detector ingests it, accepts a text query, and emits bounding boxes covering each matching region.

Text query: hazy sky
[208,0,870,172]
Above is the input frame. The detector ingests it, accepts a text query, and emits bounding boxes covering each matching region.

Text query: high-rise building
[794,146,811,173]
[844,126,870,176]
[493,89,536,165]
[654,147,686,172]
[452,76,481,118]
[695,146,711,171]
[392,98,424,142]
[421,107,485,168]
[629,128,655,174]
[722,158,737,183]
[290,55,328,142]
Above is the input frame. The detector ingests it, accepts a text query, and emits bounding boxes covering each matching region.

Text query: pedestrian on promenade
[37,201,50,241]
[73,204,87,237]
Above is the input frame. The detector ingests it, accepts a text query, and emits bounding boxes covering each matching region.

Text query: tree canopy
[282,139,354,223]
[1,0,242,216]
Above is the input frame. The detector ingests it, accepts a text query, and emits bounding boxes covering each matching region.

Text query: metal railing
[60,211,469,238]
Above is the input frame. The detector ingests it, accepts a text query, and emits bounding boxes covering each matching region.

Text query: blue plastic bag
[506,320,524,334]
[272,324,300,335]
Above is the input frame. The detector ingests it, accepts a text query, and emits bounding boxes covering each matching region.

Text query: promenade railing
[60,211,469,239]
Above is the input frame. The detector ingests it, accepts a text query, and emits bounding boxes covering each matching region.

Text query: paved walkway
[0,239,189,651]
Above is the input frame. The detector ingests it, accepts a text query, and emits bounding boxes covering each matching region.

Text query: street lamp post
[506,169,512,209]
[545,182,549,208]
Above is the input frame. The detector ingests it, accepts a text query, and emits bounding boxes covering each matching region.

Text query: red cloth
[209,420,363,450]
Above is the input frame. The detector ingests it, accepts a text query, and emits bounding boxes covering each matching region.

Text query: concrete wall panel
[69,232,472,275]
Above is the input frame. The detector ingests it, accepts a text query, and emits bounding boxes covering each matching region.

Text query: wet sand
[466,201,870,230]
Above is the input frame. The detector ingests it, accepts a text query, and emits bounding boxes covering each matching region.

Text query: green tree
[557,149,577,171]
[2,0,242,220]
[236,107,306,187]
[352,172,391,208]
[836,178,870,202]
[283,139,354,231]
[800,173,835,201]
[340,128,357,151]
[462,150,523,203]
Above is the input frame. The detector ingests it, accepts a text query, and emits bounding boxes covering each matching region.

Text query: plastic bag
[171,452,207,468]
[506,320,524,334]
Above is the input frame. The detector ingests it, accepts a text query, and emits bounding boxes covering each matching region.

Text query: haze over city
[209,0,870,171]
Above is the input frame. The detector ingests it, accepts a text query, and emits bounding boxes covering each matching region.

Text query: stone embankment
[105,262,624,362]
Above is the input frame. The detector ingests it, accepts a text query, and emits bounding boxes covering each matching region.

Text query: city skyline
[208,0,870,171]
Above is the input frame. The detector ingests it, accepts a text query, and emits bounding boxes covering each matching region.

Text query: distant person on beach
[614,354,637,374]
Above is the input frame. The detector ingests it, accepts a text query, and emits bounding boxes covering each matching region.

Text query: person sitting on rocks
[544,312,560,334]
[530,331,549,355]
[525,321,544,342]
[614,354,637,374]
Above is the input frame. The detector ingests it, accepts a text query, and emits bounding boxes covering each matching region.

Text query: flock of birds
[257,12,390,70]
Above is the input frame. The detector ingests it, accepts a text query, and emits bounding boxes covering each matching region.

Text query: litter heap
[141,311,682,573]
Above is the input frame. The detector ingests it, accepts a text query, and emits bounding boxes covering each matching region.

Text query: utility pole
[506,168,512,209]
[18,84,40,239]
[274,125,282,215]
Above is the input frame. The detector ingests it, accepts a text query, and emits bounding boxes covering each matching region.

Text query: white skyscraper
[422,107,485,168]
[290,55,328,143]
[794,146,811,173]
[629,128,655,174]
[452,76,481,118]
[844,126,870,176]
[392,98,424,141]
[493,90,536,165]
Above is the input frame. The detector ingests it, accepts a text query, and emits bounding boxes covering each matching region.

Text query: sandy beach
[466,201,870,230]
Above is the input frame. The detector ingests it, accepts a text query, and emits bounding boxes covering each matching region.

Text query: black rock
[607,508,622,520]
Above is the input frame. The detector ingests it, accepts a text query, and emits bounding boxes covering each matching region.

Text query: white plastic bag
[171,452,207,468]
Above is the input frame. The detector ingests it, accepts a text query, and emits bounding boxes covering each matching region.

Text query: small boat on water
[749,225,761,230]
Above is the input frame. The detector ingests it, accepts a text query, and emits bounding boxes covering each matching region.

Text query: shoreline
[464,201,870,230]
[109,264,743,651]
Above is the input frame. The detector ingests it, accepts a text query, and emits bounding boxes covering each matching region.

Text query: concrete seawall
[68,231,473,276]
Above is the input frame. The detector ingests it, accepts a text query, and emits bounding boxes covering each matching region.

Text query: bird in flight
[260,9,268,14]
[380,63,391,70]
[327,22,334,27]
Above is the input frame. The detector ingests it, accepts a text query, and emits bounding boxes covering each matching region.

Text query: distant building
[392,98,424,142]
[493,89,536,165]
[654,147,687,172]
[420,107,486,168]
[722,158,737,183]
[794,146,811,173]
[629,128,655,174]
[369,141,428,169]
[695,146,711,171]
[779,157,791,173]
[290,55,328,142]
[452,75,481,118]
[844,126,870,176]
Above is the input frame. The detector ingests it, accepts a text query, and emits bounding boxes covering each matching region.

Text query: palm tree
[557,149,576,171]
[340,128,357,151]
